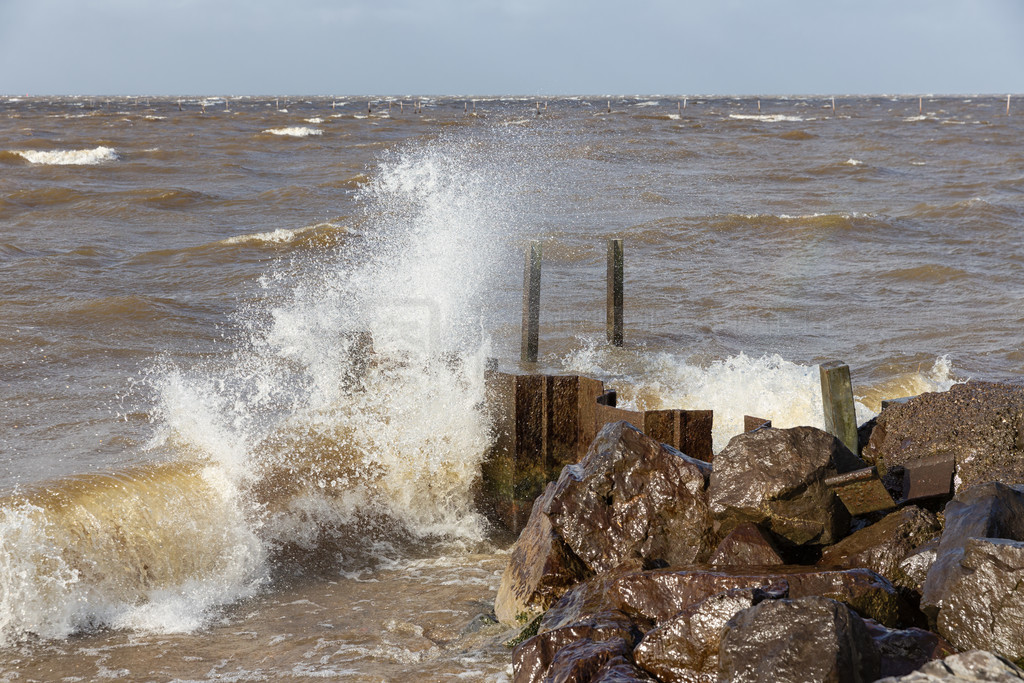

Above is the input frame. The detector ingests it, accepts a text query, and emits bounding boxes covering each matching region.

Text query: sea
[0,94,1021,681]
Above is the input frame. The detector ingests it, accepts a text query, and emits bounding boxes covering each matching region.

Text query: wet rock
[512,609,638,683]
[936,538,1024,664]
[538,562,646,634]
[820,506,941,589]
[632,587,783,683]
[718,596,880,683]
[898,540,940,595]
[709,426,864,547]
[546,421,715,574]
[874,649,1024,682]
[496,483,592,625]
[610,566,907,627]
[709,522,787,568]
[863,382,1024,494]
[536,637,631,683]
[920,482,1024,620]
[863,619,955,679]
[590,655,658,682]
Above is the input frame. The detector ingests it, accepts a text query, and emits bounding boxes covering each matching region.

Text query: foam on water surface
[13,146,119,165]
[260,126,322,137]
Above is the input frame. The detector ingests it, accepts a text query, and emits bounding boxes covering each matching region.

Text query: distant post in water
[521,241,542,363]
[606,238,624,346]
[819,361,858,454]
[1008,94,1012,116]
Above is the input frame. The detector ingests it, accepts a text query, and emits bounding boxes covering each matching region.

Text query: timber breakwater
[490,379,1024,682]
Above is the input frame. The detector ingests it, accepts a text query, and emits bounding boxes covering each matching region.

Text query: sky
[1,0,1022,96]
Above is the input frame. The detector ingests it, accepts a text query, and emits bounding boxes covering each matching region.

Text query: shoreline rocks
[496,384,1024,681]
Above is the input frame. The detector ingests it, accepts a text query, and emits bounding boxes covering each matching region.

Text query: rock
[936,538,1024,665]
[538,562,646,634]
[820,506,941,590]
[514,568,647,683]
[863,382,1024,494]
[718,596,881,683]
[898,540,940,595]
[590,655,658,682]
[709,426,864,547]
[534,637,631,683]
[632,587,783,683]
[709,522,787,568]
[863,619,955,679]
[920,482,1024,620]
[546,421,715,574]
[610,566,908,627]
[496,482,592,625]
[874,649,1024,682]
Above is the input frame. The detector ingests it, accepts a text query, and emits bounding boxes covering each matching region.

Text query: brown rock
[536,637,631,683]
[864,382,1024,494]
[709,522,786,568]
[590,655,658,682]
[718,596,881,683]
[897,540,939,595]
[610,566,908,627]
[874,649,1024,682]
[920,481,1024,620]
[709,426,863,547]
[495,482,592,625]
[547,421,715,574]
[936,538,1024,665]
[820,506,941,590]
[632,587,784,682]
[863,619,955,679]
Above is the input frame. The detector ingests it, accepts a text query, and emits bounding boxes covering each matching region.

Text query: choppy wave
[261,127,322,138]
[729,114,804,123]
[12,146,119,165]
[220,223,347,246]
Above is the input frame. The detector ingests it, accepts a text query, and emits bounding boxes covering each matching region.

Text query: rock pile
[495,384,1024,683]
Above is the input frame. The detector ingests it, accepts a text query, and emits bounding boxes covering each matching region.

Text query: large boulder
[546,421,715,574]
[709,426,864,547]
[632,587,784,682]
[709,522,787,568]
[863,620,955,679]
[495,483,592,625]
[610,566,908,627]
[820,506,941,590]
[718,596,881,683]
[863,382,1024,493]
[936,538,1024,665]
[920,482,1024,620]
[513,570,645,683]
[874,650,1024,682]
[591,656,658,682]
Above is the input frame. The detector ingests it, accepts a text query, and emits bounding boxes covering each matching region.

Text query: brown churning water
[0,95,1022,679]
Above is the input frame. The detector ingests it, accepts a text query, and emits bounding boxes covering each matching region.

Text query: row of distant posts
[480,239,948,532]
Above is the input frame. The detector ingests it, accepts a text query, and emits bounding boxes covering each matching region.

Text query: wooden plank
[820,361,859,455]
[521,241,542,362]
[606,238,623,346]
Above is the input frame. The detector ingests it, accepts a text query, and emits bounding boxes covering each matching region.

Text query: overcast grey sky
[1,0,1022,96]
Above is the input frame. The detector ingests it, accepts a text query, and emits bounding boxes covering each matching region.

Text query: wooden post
[820,361,858,454]
[919,96,923,115]
[607,99,611,114]
[606,238,623,346]
[832,96,835,114]
[757,99,761,112]
[521,241,542,363]
[1008,94,1012,116]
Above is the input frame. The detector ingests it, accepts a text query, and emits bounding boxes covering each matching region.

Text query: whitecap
[844,158,864,166]
[13,146,119,165]
[729,114,804,122]
[261,126,322,138]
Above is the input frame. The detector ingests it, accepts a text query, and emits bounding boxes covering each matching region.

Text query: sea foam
[13,146,119,165]
[261,126,322,137]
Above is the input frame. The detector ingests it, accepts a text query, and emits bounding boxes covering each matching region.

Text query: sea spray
[563,340,961,452]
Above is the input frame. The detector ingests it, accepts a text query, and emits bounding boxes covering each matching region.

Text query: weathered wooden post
[819,360,858,454]
[521,241,541,363]
[606,238,623,346]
